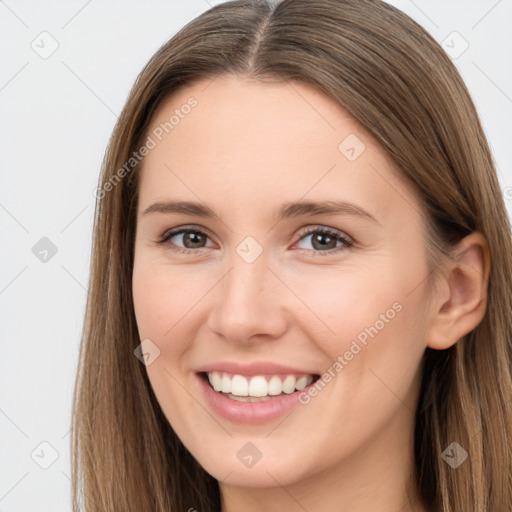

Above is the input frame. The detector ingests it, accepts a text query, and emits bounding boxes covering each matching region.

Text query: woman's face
[132,74,434,489]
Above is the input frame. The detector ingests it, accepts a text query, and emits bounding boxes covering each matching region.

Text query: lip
[196,371,319,424]
[196,361,318,377]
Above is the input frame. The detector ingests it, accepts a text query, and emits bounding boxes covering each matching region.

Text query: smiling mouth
[200,372,321,402]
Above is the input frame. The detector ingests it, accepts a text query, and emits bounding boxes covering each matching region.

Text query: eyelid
[158,224,215,242]
[294,225,354,245]
[156,225,216,249]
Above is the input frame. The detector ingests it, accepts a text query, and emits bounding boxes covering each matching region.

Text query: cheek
[131,256,219,386]
[132,257,199,342]
[132,259,197,415]
[290,262,407,354]
[296,250,429,390]
[132,262,192,403]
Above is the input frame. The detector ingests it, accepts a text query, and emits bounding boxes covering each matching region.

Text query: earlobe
[426,232,490,350]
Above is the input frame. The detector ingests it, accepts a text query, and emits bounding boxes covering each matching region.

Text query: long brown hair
[71,1,512,510]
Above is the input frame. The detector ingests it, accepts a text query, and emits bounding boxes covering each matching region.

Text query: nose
[206,250,288,346]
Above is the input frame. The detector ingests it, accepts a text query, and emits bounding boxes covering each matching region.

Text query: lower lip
[196,373,314,424]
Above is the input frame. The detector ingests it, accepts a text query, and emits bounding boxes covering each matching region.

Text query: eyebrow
[142,199,380,225]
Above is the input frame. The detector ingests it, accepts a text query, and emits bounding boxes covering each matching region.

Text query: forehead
[137,74,421,224]
[145,74,375,158]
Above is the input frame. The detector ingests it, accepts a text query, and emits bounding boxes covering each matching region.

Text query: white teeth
[206,372,314,398]
[211,372,222,392]
[282,375,296,394]
[221,374,231,393]
[231,375,249,396]
[248,376,268,397]
[295,375,309,391]
[268,375,283,396]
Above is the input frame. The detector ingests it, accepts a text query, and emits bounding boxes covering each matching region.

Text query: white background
[1,0,511,510]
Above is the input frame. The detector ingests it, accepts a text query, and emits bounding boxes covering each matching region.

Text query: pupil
[313,233,335,250]
[185,232,204,248]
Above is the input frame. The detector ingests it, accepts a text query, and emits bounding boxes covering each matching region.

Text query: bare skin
[131,74,489,512]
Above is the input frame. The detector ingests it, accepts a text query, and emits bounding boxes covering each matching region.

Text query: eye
[155,225,354,256]
[293,226,354,256]
[155,226,214,255]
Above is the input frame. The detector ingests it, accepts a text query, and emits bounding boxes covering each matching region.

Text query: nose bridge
[207,242,286,343]
[223,246,271,318]
[229,255,265,302]
[224,234,270,303]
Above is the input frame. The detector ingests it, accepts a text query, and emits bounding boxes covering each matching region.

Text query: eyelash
[155,225,354,257]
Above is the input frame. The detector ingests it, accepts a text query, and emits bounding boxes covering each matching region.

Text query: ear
[425,232,490,350]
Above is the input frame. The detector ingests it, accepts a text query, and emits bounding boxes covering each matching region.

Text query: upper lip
[196,361,319,377]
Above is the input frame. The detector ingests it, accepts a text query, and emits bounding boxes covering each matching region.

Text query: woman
[71,0,512,510]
